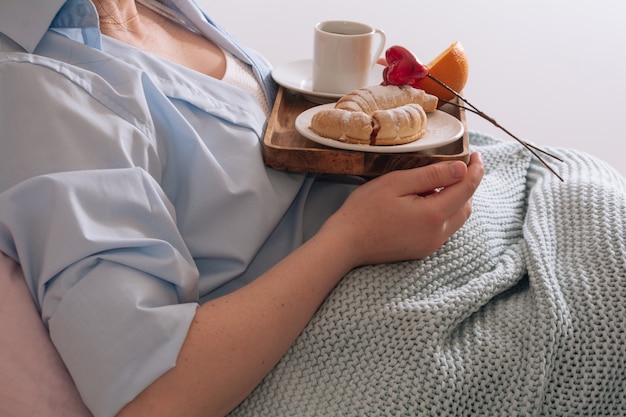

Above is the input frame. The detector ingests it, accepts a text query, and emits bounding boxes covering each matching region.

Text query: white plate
[295,103,465,154]
[271,59,385,103]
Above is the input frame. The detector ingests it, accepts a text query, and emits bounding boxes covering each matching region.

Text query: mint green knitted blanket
[232,133,626,416]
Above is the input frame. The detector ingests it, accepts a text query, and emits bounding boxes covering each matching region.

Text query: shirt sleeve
[0,56,199,417]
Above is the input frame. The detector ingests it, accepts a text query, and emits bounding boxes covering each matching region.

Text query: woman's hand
[321,152,484,266]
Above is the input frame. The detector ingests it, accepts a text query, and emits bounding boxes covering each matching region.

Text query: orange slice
[419,41,469,101]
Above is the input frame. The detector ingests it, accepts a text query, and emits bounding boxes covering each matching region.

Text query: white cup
[312,20,386,95]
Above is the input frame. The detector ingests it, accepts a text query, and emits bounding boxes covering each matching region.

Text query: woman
[3,1,626,417]
[0,1,483,416]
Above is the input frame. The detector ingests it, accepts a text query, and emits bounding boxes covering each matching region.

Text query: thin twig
[439,99,564,163]
[430,74,564,182]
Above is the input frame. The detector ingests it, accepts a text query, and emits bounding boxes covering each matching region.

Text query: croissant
[309,85,437,146]
[335,84,438,114]
[372,104,427,145]
[310,109,373,145]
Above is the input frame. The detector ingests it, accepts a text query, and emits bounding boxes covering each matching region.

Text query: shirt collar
[0,0,101,53]
[0,0,277,105]
[0,0,241,57]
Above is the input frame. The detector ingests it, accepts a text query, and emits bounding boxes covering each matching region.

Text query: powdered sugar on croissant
[335,84,437,114]
[309,85,437,146]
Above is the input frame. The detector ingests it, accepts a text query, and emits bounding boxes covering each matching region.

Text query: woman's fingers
[324,152,485,265]
[404,152,484,254]
[391,152,482,199]
[385,160,466,197]
[431,152,484,219]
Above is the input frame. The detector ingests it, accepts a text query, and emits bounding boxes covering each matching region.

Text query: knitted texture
[230,133,626,416]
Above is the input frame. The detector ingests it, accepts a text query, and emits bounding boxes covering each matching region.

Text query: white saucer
[271,59,385,104]
[295,103,464,154]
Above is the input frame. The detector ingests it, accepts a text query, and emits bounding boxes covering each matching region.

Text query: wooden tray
[263,87,469,176]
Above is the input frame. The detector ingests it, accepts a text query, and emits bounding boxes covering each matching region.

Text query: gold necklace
[100,13,139,31]
[97,0,139,31]
[99,13,139,26]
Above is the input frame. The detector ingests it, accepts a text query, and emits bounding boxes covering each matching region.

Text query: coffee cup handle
[371,29,386,69]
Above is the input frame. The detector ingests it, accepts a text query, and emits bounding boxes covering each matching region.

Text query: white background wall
[199,0,626,178]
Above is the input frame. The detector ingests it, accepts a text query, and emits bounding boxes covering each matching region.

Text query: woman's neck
[95,0,227,79]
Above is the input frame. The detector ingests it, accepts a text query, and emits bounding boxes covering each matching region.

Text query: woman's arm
[117,153,484,417]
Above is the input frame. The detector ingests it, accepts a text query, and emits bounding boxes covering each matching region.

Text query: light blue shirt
[0,1,355,416]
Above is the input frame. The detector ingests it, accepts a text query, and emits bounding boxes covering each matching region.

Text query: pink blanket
[0,251,91,417]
